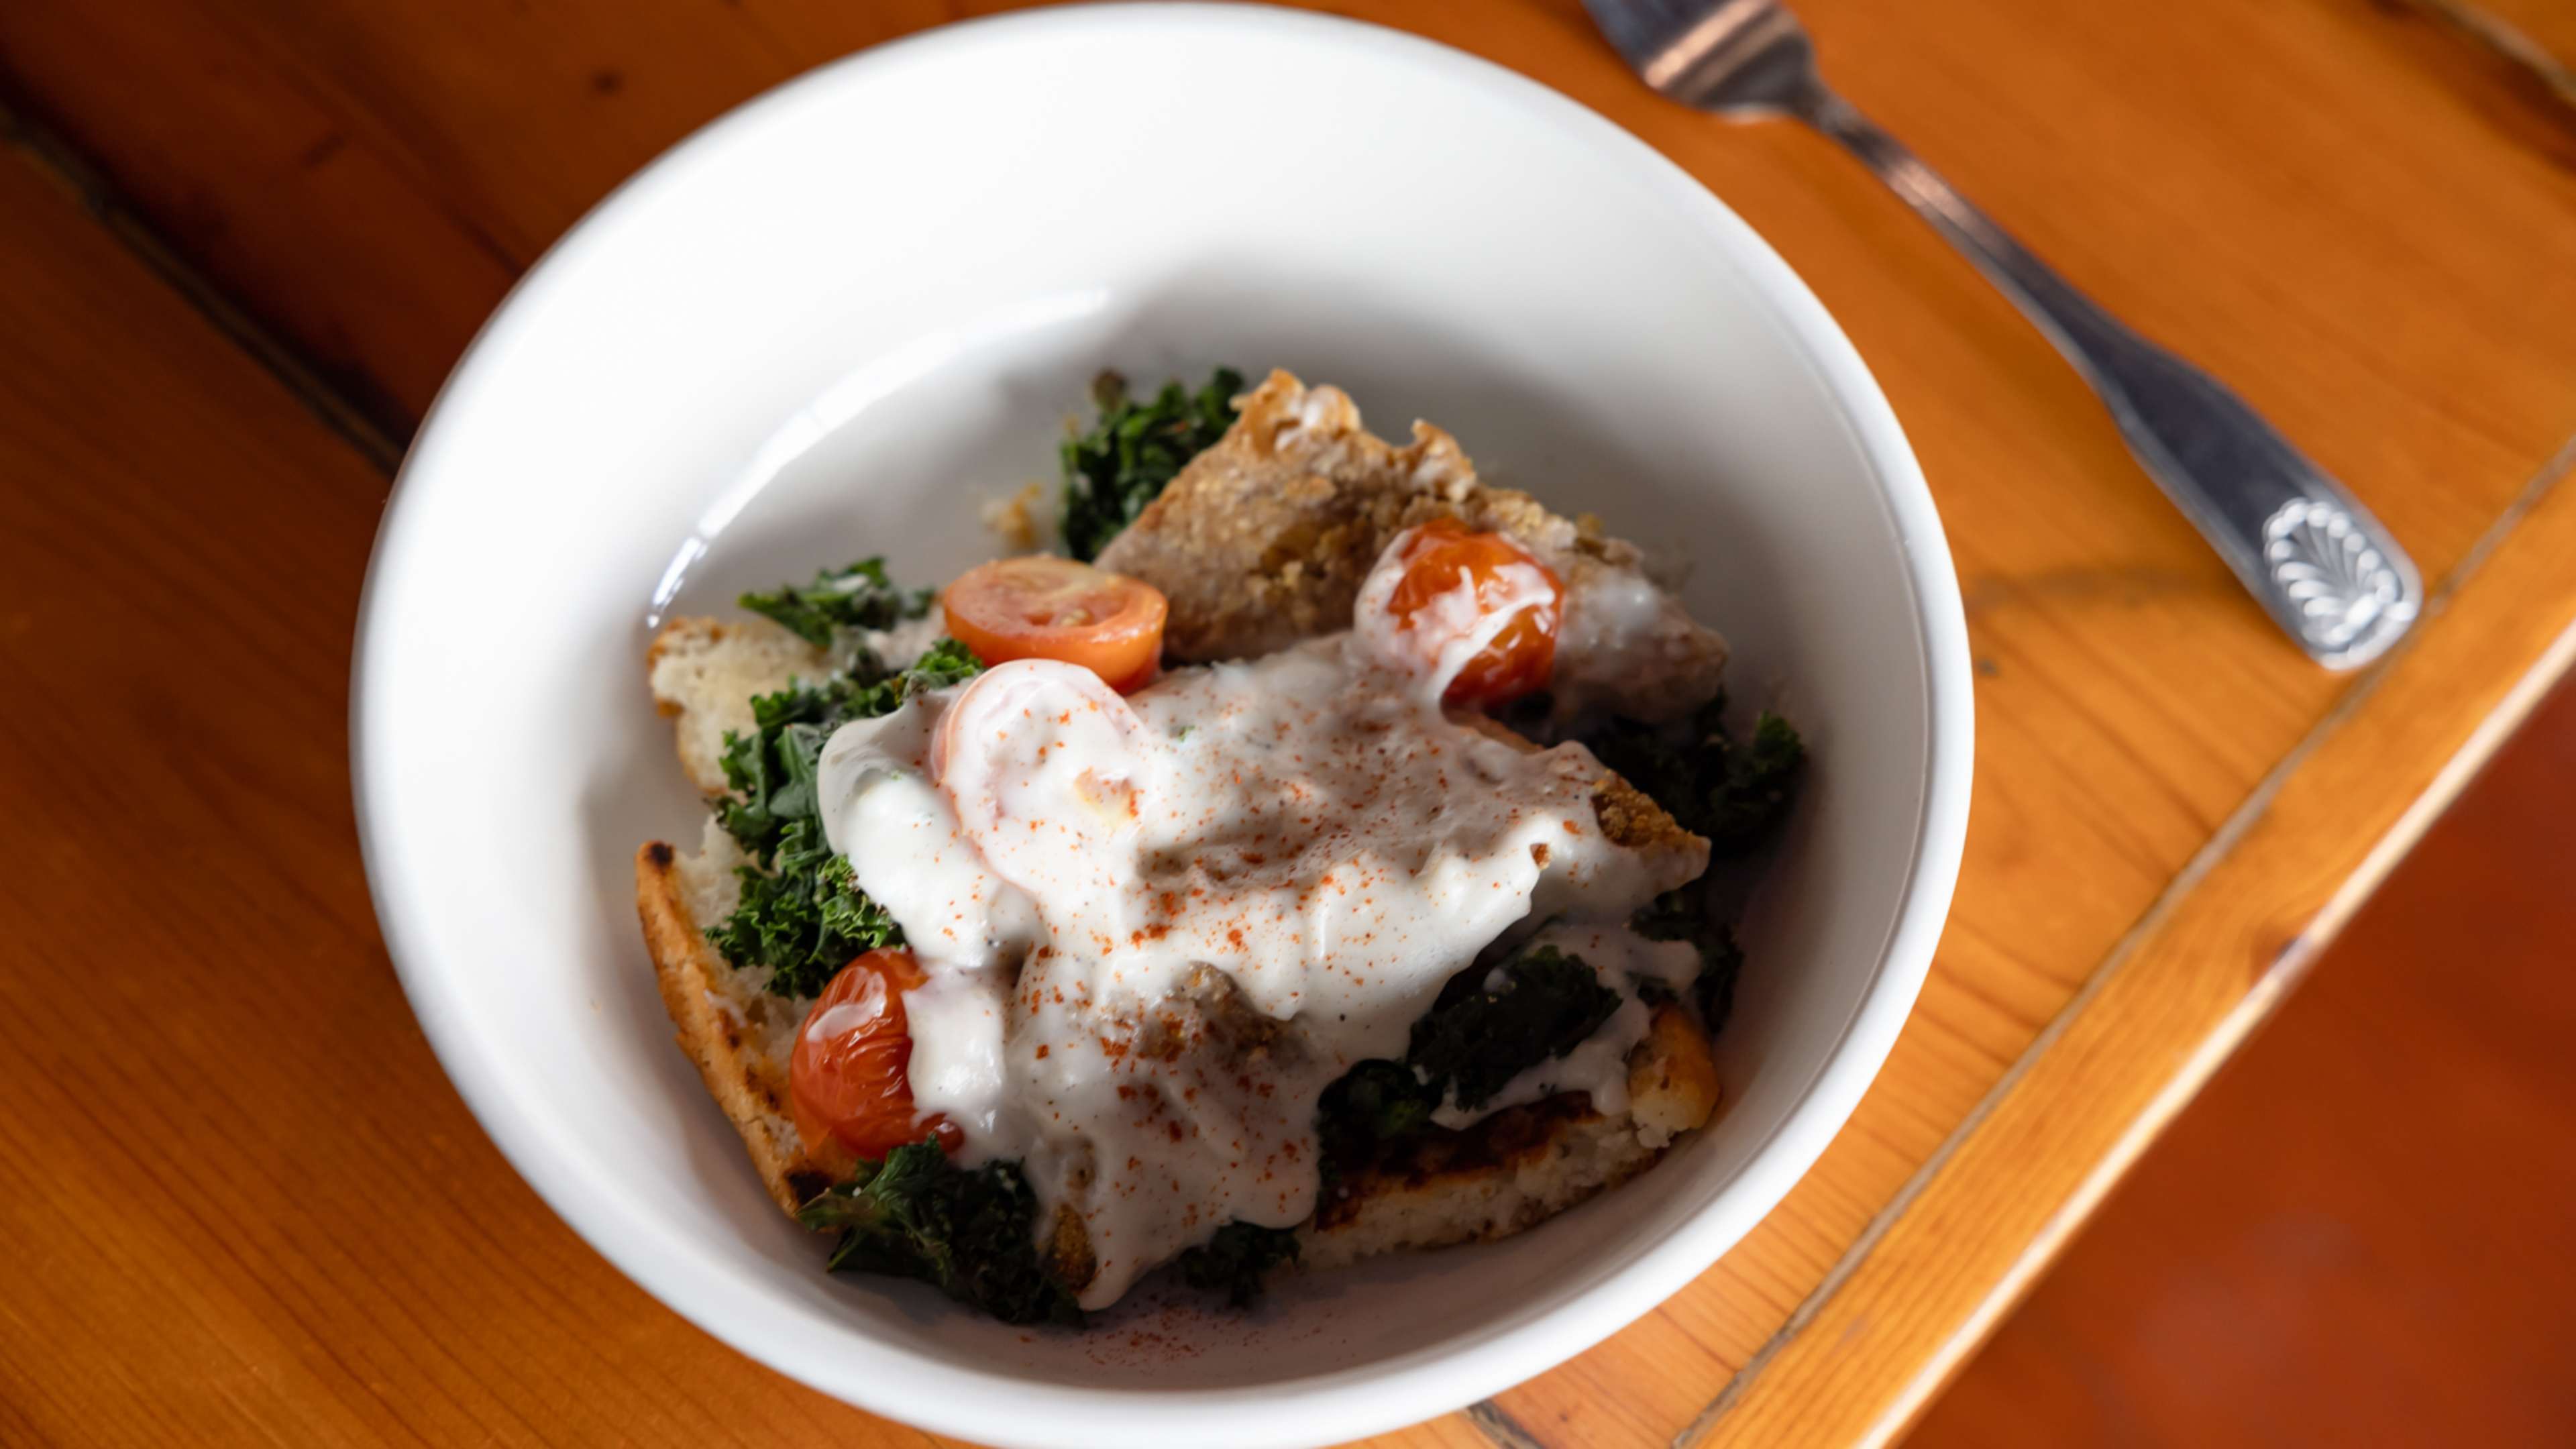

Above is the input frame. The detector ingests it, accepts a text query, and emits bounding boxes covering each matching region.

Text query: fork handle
[1789,80,2420,669]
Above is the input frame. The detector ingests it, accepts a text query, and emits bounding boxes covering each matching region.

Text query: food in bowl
[633,369,1805,1324]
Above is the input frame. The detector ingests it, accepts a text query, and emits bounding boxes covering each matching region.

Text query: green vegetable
[1579,693,1801,1038]
[1059,367,1244,561]
[1582,694,1807,853]
[712,676,856,867]
[849,634,987,713]
[1173,1221,1301,1307]
[1314,941,1624,1157]
[1634,888,1747,1035]
[1315,1059,1442,1159]
[798,1144,1083,1326]
[1407,944,1623,1113]
[705,833,901,1003]
[1713,712,1807,849]
[739,557,931,649]
[706,637,984,998]
[1693,926,1744,1035]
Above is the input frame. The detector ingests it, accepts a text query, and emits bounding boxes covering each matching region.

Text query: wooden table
[3,2,2571,1445]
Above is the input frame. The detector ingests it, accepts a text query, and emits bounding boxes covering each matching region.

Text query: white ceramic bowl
[353,6,1971,1445]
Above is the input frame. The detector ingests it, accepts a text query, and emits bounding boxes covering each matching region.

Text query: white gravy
[814,531,1700,1308]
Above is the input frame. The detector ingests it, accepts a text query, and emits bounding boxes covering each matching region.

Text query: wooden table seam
[1462,1400,1551,1449]
[0,90,405,470]
[1674,427,2576,1449]
[1900,599,2576,1439]
[2404,0,2576,111]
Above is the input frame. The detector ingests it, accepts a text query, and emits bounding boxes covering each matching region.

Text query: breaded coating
[1095,370,1729,720]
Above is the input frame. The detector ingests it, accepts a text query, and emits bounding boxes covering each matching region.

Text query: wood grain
[2402,0,2576,119]
[1908,672,2576,1448]
[0,149,938,1449]
[0,132,1527,1449]
[0,0,2572,1445]
[1699,445,2576,1449]
[2445,0,2576,65]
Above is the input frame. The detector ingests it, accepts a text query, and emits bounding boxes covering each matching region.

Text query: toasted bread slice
[1093,369,1728,721]
[1301,1004,1718,1269]
[635,820,833,1213]
[647,615,830,795]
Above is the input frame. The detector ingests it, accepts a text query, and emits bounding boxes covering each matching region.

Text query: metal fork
[1585,0,2420,670]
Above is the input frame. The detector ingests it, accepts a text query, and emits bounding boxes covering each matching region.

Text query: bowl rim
[351,5,1974,1445]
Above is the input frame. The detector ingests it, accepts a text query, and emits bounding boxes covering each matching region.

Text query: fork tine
[1582,0,1813,108]
[1582,0,1705,70]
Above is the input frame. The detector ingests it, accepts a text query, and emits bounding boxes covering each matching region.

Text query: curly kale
[1059,367,1244,561]
[739,557,932,649]
[1314,900,1756,1161]
[712,675,859,867]
[1407,945,1624,1112]
[1713,712,1807,848]
[706,636,983,998]
[862,633,985,702]
[1582,693,1807,853]
[1634,888,1748,1036]
[1173,1221,1302,1308]
[1316,1059,1442,1161]
[1312,940,1626,1160]
[798,1144,1083,1326]
[800,1148,1295,1316]
[704,833,900,1003]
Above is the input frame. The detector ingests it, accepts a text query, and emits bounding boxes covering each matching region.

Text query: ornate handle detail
[2263,500,2412,657]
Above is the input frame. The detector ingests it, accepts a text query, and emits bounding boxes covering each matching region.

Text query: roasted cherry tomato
[1379,518,1562,706]
[941,556,1169,694]
[789,947,959,1160]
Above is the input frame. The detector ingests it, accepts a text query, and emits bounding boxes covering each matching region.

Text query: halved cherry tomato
[941,556,1168,693]
[1379,518,1562,706]
[789,947,960,1161]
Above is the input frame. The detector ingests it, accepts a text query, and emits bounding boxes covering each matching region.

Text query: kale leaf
[713,676,857,867]
[1315,1059,1442,1161]
[1059,367,1244,561]
[706,637,984,998]
[1582,694,1807,853]
[704,830,901,1002]
[798,1143,1083,1327]
[1173,1221,1301,1308]
[739,557,932,649]
[1315,943,1623,1157]
[1634,888,1748,1036]
[1407,945,1623,1113]
[861,634,985,705]
[1578,694,1801,1038]
[1711,712,1807,850]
